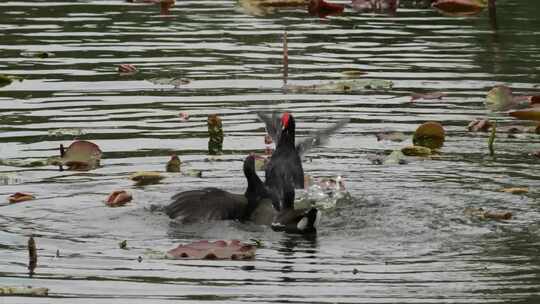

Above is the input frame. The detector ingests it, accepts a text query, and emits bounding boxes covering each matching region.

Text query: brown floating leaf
[413,122,445,149]
[130,171,165,185]
[499,187,528,194]
[432,0,485,16]
[401,145,432,156]
[464,207,512,221]
[167,240,256,260]
[467,118,492,132]
[8,192,35,204]
[509,109,540,122]
[166,154,181,172]
[118,64,137,75]
[61,140,102,171]
[106,190,133,207]
[179,112,189,121]
[410,91,446,102]
[351,0,399,14]
[308,0,345,17]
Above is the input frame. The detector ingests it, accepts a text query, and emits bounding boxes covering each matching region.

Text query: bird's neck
[277,130,295,149]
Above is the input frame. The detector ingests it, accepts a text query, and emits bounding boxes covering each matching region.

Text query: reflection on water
[1,0,540,303]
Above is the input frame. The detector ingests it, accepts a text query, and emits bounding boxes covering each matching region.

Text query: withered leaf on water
[308,0,345,18]
[464,207,512,221]
[167,240,256,260]
[106,190,133,207]
[499,187,528,194]
[8,192,35,204]
[28,236,37,276]
[130,171,165,186]
[432,0,486,16]
[351,0,399,14]
[118,64,138,75]
[401,145,432,157]
[467,118,491,132]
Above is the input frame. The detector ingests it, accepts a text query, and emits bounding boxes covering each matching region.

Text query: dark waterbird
[256,112,348,211]
[164,154,321,234]
[164,154,274,225]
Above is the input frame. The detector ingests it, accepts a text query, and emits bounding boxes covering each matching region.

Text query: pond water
[1,0,540,303]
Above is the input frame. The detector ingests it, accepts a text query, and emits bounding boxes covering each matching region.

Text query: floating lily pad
[167,240,256,260]
[413,122,445,149]
[130,171,165,185]
[285,79,393,93]
[401,145,432,156]
[106,190,133,207]
[0,286,49,296]
[485,85,531,111]
[147,77,190,87]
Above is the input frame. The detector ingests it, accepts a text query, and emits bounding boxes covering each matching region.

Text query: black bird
[257,112,348,211]
[164,154,320,234]
[164,154,274,225]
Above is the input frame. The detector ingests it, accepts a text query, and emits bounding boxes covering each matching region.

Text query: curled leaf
[8,192,35,204]
[167,240,256,260]
[61,140,102,171]
[413,122,445,149]
[106,190,133,207]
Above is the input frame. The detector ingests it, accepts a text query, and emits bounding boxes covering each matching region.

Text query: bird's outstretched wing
[256,111,282,144]
[296,118,349,156]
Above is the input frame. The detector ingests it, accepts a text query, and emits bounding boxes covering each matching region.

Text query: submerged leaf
[285,79,393,93]
[147,77,190,87]
[167,240,256,260]
[413,122,445,149]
